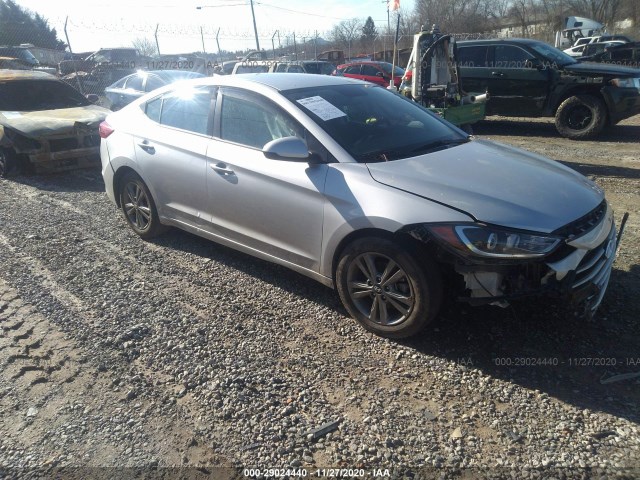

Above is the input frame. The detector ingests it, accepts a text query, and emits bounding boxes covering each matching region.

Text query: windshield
[530,43,577,66]
[0,80,89,111]
[380,63,405,76]
[284,84,466,163]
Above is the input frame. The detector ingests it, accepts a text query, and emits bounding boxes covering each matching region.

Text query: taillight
[99,121,114,139]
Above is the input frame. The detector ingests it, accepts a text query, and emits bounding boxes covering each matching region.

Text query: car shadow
[155,227,639,426]
[474,119,640,144]
[8,168,105,193]
[559,160,640,180]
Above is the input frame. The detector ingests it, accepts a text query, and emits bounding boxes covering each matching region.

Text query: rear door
[457,44,492,95]
[133,86,216,226]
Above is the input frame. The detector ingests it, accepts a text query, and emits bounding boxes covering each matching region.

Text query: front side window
[220,91,303,149]
[361,65,380,77]
[493,45,535,68]
[125,75,143,91]
[145,74,164,92]
[380,63,404,76]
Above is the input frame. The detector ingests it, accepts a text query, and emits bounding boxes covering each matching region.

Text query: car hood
[0,105,109,138]
[366,140,604,233]
[563,61,640,78]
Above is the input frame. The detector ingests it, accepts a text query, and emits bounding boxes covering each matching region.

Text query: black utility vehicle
[581,41,640,69]
[457,39,640,139]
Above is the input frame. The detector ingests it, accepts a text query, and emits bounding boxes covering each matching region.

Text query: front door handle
[210,162,235,175]
[137,140,155,154]
[491,71,505,77]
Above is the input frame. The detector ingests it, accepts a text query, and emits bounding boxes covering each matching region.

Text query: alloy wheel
[346,252,414,326]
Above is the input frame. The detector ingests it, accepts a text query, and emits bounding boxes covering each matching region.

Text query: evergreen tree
[0,0,65,49]
[362,16,378,42]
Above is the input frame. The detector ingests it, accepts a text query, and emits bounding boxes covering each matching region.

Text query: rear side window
[344,65,362,74]
[145,97,162,123]
[143,87,214,135]
[457,46,489,67]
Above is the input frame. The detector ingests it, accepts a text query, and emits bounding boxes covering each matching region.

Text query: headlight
[610,77,640,89]
[428,224,561,258]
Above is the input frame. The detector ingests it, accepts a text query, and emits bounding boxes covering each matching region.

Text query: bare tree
[414,0,498,33]
[330,18,363,57]
[132,37,158,57]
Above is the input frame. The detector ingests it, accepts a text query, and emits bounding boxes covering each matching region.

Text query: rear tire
[118,172,167,239]
[336,237,442,338]
[555,94,607,139]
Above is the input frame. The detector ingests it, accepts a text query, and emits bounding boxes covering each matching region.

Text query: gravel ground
[0,115,639,479]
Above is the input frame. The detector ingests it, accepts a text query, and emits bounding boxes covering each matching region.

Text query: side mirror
[526,58,544,70]
[263,136,311,162]
[86,94,100,103]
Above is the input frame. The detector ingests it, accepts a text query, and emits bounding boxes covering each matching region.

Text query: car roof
[0,69,58,82]
[144,70,205,80]
[183,73,370,92]
[458,38,548,47]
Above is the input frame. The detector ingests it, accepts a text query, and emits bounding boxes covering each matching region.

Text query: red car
[333,61,405,88]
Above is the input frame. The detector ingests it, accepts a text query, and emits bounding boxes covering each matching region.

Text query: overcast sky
[15,0,414,54]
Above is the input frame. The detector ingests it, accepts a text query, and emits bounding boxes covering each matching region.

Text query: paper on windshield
[297,96,346,121]
[1,111,22,119]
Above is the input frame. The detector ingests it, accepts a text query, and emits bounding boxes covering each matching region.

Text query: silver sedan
[100,74,620,338]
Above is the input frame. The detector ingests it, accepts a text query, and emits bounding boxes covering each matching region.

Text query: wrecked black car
[0,70,110,177]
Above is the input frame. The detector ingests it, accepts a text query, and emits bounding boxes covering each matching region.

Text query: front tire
[555,94,607,139]
[0,148,16,178]
[336,237,442,338]
[118,172,166,239]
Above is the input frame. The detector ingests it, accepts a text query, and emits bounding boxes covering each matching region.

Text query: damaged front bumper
[406,203,627,317]
[455,206,626,316]
[2,119,103,174]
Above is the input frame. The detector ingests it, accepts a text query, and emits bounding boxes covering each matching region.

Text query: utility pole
[200,26,206,56]
[249,0,260,51]
[216,27,221,62]
[272,30,279,60]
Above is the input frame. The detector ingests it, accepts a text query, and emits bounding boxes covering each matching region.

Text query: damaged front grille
[83,135,100,147]
[553,200,607,239]
[571,225,616,304]
[50,138,79,152]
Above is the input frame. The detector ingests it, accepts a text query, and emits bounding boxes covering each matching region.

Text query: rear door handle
[491,71,505,77]
[210,162,235,175]
[137,140,155,154]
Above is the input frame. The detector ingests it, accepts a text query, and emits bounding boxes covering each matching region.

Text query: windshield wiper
[411,137,470,155]
[357,150,405,162]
